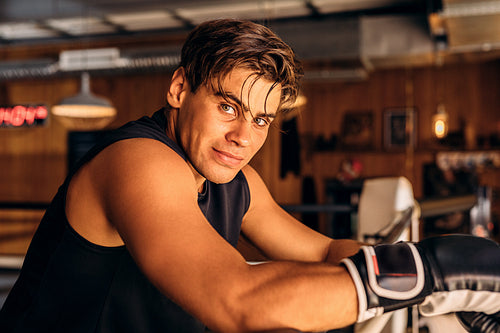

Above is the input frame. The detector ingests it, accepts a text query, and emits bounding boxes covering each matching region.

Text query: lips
[213,148,244,167]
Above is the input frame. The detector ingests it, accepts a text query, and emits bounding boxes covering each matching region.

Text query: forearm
[222,261,358,332]
[324,239,364,265]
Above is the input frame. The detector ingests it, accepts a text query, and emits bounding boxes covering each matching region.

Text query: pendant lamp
[52,72,116,130]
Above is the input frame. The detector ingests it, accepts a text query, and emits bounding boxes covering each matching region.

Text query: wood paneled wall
[0,73,172,200]
[1,59,500,253]
[255,61,500,204]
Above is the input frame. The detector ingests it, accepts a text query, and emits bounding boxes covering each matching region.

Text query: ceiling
[0,0,426,42]
[1,0,500,80]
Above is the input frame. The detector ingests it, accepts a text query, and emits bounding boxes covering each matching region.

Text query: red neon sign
[0,105,48,127]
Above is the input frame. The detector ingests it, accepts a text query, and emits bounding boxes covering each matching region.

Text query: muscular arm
[77,140,358,332]
[241,166,362,265]
[237,166,361,329]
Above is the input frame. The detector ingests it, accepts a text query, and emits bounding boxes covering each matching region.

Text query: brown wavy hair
[178,19,303,114]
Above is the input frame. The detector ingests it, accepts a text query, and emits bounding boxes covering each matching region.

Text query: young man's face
[174,67,281,185]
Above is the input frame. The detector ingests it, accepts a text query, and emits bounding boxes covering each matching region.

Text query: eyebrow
[214,91,277,120]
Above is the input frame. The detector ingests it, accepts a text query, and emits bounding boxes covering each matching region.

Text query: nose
[226,119,251,147]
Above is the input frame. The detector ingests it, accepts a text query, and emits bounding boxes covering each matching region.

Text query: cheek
[252,130,269,152]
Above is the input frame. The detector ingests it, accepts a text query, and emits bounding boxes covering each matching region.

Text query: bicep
[241,166,333,262]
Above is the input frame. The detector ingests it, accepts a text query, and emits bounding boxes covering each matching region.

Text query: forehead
[212,68,282,114]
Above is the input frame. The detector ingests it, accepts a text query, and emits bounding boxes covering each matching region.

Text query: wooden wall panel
[1,59,500,253]
[479,62,500,136]
[257,60,500,207]
[0,72,173,200]
[95,72,172,127]
[0,210,44,254]
[0,155,66,202]
[0,79,70,155]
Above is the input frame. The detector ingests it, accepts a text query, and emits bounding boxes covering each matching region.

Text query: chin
[203,169,240,184]
[208,174,238,185]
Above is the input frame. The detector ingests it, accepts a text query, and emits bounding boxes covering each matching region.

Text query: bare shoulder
[92,138,200,217]
[89,138,198,202]
[96,138,193,180]
[67,138,198,247]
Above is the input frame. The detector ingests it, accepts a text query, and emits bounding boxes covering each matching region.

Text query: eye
[254,117,269,127]
[220,103,236,116]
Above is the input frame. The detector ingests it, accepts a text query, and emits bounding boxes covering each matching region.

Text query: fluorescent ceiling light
[176,0,308,24]
[0,22,59,39]
[107,10,184,31]
[46,17,116,36]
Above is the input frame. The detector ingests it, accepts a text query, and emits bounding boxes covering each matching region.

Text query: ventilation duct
[361,14,435,69]
[271,14,436,72]
[0,48,181,81]
[0,13,468,80]
[429,0,500,53]
[270,17,368,80]
[0,59,59,80]
[271,17,361,62]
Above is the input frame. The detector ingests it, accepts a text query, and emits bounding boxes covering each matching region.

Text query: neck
[164,107,206,193]
[164,107,177,143]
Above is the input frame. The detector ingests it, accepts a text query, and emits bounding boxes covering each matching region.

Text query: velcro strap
[364,243,426,300]
[342,242,428,322]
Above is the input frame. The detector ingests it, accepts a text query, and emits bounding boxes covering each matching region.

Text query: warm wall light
[52,72,116,130]
[432,103,448,139]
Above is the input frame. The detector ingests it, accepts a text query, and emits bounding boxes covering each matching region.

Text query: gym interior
[1,1,499,332]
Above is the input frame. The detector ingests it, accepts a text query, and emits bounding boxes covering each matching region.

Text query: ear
[167,67,188,108]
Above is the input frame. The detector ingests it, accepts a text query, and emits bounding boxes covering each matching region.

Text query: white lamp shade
[51,72,117,130]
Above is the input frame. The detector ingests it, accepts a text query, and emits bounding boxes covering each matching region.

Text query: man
[0,19,498,333]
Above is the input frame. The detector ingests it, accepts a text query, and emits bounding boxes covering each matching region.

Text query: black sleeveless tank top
[0,109,250,332]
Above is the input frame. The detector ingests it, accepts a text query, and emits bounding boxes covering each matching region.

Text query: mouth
[213,148,244,167]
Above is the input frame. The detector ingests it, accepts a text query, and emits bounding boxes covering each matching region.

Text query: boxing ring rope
[0,194,479,271]
[418,194,477,218]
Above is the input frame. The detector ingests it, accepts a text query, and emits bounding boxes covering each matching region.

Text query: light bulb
[432,103,448,139]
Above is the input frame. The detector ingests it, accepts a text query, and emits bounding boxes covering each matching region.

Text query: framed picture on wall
[383,108,417,150]
[340,111,375,150]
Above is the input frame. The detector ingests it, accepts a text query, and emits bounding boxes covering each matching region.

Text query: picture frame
[383,108,417,150]
[340,111,375,150]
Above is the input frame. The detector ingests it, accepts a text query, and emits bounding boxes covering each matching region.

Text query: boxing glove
[341,234,500,322]
[456,311,500,333]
